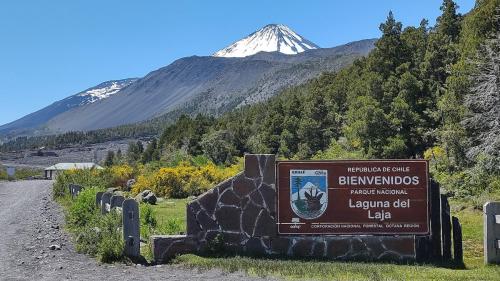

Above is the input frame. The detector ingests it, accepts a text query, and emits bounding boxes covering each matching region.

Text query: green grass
[130,196,500,280]
[152,197,499,280]
[141,198,190,261]
[174,254,500,281]
[151,198,190,233]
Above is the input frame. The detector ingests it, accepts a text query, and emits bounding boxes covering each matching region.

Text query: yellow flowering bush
[108,164,134,187]
[132,160,242,198]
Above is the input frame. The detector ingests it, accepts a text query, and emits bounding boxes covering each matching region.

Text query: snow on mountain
[76,79,136,105]
[0,78,137,136]
[213,24,319,58]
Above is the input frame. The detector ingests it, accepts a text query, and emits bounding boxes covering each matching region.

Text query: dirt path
[0,180,275,281]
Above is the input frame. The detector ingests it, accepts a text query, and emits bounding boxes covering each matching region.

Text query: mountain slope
[43,39,375,133]
[0,78,137,137]
[213,24,319,57]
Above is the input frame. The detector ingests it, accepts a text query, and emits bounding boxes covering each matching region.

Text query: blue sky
[0,0,475,126]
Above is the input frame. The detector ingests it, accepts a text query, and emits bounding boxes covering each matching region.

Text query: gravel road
[0,180,275,281]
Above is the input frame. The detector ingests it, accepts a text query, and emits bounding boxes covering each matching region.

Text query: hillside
[0,23,375,139]
[43,39,374,133]
[0,78,137,138]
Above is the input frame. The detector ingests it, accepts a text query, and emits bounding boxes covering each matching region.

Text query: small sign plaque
[6,167,15,178]
[277,160,429,235]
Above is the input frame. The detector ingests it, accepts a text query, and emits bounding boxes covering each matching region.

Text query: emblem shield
[290,169,328,219]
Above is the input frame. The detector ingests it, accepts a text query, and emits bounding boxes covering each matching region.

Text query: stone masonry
[151,154,417,263]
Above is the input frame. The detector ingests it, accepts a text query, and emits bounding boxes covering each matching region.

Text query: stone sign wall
[151,154,459,263]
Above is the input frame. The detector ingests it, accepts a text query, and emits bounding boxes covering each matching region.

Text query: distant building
[44,162,103,179]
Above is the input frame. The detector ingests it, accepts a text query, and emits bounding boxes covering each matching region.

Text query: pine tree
[463,12,500,169]
[436,0,461,41]
[104,150,115,167]
[370,11,407,78]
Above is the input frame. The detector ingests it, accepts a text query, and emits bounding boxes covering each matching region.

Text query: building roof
[45,163,104,171]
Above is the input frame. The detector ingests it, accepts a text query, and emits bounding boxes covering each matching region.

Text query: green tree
[127,141,142,164]
[370,11,408,78]
[436,0,461,41]
[141,138,160,164]
[344,95,390,157]
[115,149,122,164]
[201,130,237,165]
[104,150,115,167]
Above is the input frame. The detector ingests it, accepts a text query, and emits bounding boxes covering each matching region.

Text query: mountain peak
[213,24,319,58]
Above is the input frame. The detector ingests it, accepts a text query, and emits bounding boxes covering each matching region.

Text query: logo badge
[290,169,328,219]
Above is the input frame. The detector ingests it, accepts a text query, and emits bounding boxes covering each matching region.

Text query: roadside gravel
[0,180,275,281]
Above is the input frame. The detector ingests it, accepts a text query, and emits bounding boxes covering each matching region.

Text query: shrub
[108,164,134,187]
[97,212,124,263]
[200,130,237,165]
[131,160,241,198]
[63,185,124,263]
[158,218,183,235]
[312,139,365,160]
[67,187,100,229]
[140,203,158,239]
[75,222,101,255]
[53,168,111,198]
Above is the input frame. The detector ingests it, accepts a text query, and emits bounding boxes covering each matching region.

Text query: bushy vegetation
[53,169,134,263]
[63,187,125,263]
[132,158,241,198]
[52,168,111,197]
[52,162,209,263]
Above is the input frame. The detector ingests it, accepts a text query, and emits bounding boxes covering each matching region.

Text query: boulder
[144,192,157,205]
[126,179,136,191]
[135,190,157,205]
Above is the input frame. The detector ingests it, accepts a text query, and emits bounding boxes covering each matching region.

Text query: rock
[143,192,157,205]
[126,179,136,191]
[48,244,61,250]
[135,190,157,205]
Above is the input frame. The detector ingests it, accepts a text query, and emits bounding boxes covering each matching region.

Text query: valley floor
[0,139,132,169]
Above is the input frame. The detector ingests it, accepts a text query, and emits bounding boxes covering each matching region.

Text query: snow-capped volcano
[213,24,319,58]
